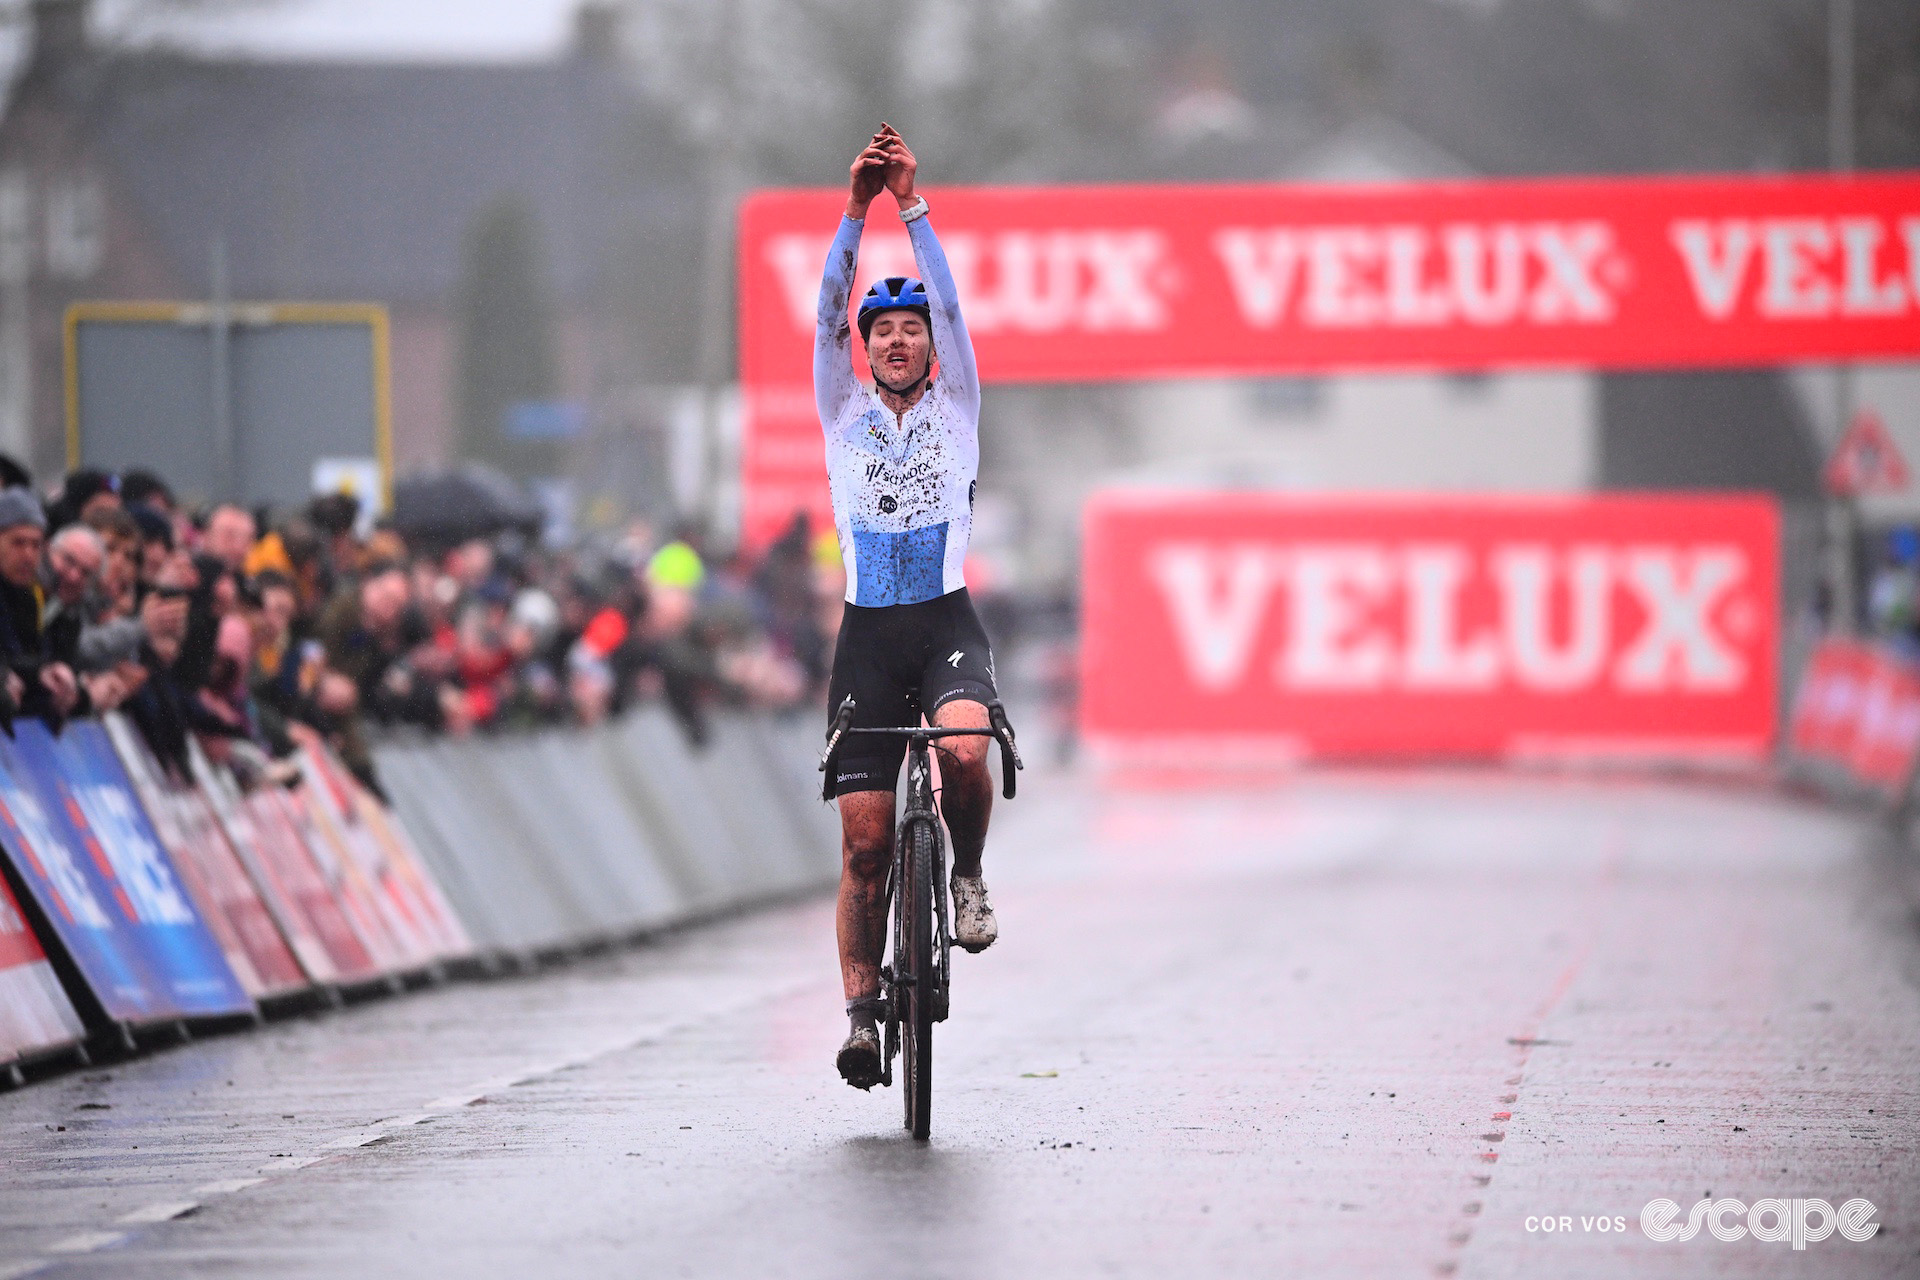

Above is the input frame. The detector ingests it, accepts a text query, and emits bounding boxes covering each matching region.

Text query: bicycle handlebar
[818,696,1024,800]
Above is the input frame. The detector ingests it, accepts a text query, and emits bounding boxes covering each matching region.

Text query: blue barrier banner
[0,725,170,1022]
[39,724,253,1018]
[103,714,312,998]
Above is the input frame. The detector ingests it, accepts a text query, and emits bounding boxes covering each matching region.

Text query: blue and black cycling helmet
[857,276,931,342]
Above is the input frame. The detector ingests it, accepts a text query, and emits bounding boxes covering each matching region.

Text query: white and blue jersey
[815,213,981,608]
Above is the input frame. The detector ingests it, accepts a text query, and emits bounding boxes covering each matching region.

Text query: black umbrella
[390,464,544,544]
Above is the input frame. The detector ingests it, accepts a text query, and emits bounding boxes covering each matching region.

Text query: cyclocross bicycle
[820,696,1022,1140]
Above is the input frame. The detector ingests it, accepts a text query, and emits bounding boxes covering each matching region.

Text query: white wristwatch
[898,195,930,224]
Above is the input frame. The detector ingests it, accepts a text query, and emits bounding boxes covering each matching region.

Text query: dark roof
[1599,370,1821,501]
[54,52,697,303]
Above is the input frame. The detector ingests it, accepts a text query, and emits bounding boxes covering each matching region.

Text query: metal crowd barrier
[376,709,839,960]
[0,707,839,1084]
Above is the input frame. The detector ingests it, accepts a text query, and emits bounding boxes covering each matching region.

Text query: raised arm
[814,215,864,424]
[816,135,893,424]
[880,128,979,415]
[906,217,979,416]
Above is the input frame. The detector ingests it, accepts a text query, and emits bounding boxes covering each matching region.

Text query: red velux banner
[738,173,1920,545]
[1079,493,1780,761]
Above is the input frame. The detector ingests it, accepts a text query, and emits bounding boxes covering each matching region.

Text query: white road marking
[423,1092,485,1110]
[323,1131,390,1150]
[511,1061,578,1084]
[13,965,825,1278]
[191,1178,263,1196]
[44,1232,124,1254]
[116,1202,200,1225]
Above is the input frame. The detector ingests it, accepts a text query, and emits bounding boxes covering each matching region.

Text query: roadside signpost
[64,302,391,512]
[1824,409,1910,498]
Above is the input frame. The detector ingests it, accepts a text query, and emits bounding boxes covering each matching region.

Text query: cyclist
[817,126,1000,1090]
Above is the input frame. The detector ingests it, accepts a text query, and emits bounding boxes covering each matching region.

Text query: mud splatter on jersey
[814,214,981,607]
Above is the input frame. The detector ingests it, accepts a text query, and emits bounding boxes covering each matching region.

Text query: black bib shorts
[825,587,998,797]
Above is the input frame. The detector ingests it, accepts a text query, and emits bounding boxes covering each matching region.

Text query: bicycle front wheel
[899,815,936,1139]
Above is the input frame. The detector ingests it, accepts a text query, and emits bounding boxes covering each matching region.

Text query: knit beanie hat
[0,487,47,533]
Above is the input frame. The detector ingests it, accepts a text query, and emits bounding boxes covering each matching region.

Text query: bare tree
[1,0,283,46]
[1750,0,1920,170]
[624,0,1137,184]
[1,0,285,93]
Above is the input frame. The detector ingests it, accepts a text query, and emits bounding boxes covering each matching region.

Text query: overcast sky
[4,0,582,68]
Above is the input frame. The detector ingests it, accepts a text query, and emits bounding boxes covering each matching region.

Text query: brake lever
[820,696,856,770]
[820,696,856,800]
[988,700,1023,800]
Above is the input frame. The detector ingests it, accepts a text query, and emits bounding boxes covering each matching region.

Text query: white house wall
[1121,371,1596,494]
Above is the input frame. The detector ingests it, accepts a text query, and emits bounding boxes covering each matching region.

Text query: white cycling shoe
[950,874,998,953]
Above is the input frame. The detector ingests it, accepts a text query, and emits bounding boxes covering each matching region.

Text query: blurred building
[0,0,699,495]
[970,3,1849,597]
[3,0,1910,596]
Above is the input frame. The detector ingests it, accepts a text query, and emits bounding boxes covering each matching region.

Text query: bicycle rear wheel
[899,815,935,1139]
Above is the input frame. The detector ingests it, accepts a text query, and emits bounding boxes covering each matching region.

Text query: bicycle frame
[819,699,1022,1112]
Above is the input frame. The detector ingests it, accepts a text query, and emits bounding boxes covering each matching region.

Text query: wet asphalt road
[2,770,1918,1279]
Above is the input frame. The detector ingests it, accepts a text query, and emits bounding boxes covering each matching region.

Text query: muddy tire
[900,816,935,1140]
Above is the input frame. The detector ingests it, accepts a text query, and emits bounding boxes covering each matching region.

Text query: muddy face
[864,311,932,394]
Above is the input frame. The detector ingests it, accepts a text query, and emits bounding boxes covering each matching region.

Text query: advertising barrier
[36,724,254,1019]
[103,716,309,1000]
[190,741,380,985]
[300,743,472,961]
[739,173,1920,545]
[1788,638,1920,797]
[273,776,419,973]
[254,784,393,980]
[1081,492,1780,761]
[0,723,252,1025]
[0,727,162,1022]
[0,871,85,1067]
[182,761,337,987]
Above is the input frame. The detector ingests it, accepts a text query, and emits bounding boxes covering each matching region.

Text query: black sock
[845,995,881,1036]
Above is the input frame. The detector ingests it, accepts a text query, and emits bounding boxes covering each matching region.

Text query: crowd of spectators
[0,459,846,797]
